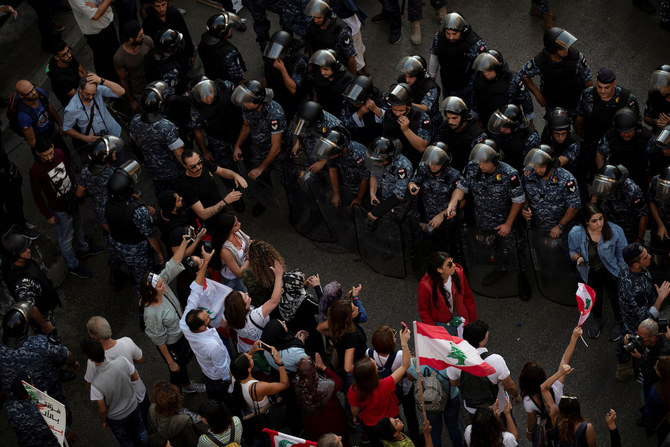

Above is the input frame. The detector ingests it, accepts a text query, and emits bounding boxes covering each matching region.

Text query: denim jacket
[567,222,627,281]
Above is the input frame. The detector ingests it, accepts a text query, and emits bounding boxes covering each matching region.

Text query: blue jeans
[220,276,248,293]
[107,405,148,447]
[426,393,463,447]
[52,209,88,269]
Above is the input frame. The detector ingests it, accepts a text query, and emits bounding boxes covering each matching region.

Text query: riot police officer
[305,0,357,74]
[471,49,534,125]
[340,75,384,147]
[382,82,431,167]
[262,30,309,120]
[144,28,187,96]
[76,135,122,232]
[428,12,487,98]
[644,65,670,131]
[310,49,354,118]
[105,161,164,295]
[648,125,670,179]
[129,81,185,195]
[521,146,581,238]
[487,104,541,173]
[397,55,442,135]
[198,12,246,85]
[190,76,243,189]
[291,100,342,174]
[541,107,582,171]
[596,107,653,190]
[592,164,649,243]
[232,81,286,216]
[447,141,532,300]
[649,166,670,252]
[520,27,592,115]
[436,96,487,171]
[365,137,413,220]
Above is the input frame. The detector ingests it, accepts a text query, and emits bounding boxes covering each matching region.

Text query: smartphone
[203,240,213,254]
[400,321,408,332]
[259,341,272,351]
[186,226,195,241]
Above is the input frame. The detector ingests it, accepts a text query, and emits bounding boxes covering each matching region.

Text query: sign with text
[22,381,66,446]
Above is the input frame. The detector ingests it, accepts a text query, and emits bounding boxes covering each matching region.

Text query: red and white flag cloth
[576,282,596,327]
[263,429,317,447]
[414,321,495,377]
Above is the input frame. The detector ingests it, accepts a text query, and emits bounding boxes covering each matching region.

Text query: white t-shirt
[90,357,136,400]
[221,238,247,280]
[443,276,453,311]
[464,425,517,447]
[523,380,564,414]
[85,337,146,402]
[236,306,270,353]
[369,349,412,395]
[447,347,511,414]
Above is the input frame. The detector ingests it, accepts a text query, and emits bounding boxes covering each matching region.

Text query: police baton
[235,160,253,199]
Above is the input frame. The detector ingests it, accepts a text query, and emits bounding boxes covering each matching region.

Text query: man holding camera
[616,243,670,380]
[622,319,670,396]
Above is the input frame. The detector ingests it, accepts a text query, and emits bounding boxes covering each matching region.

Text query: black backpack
[6,90,50,137]
[532,394,558,447]
[367,348,403,400]
[459,351,499,408]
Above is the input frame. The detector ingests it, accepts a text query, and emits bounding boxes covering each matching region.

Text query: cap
[622,243,645,265]
[596,68,616,84]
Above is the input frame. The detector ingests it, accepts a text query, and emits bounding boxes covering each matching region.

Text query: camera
[203,240,214,254]
[623,334,644,353]
[183,256,197,269]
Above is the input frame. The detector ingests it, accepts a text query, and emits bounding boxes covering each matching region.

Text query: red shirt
[347,375,399,427]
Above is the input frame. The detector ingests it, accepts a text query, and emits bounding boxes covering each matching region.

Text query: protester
[147,380,204,446]
[197,400,243,447]
[210,213,251,292]
[259,319,309,372]
[464,398,518,447]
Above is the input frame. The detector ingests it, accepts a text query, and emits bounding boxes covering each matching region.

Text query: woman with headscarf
[293,354,349,443]
[243,240,324,353]
[260,319,309,372]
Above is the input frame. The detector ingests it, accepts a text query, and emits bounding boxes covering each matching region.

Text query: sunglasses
[188,159,203,170]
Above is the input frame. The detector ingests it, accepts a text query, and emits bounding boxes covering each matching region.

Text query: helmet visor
[191,80,217,103]
[420,145,450,169]
[650,70,670,90]
[231,84,255,106]
[343,83,367,106]
[555,30,577,50]
[309,49,336,67]
[472,52,499,72]
[657,178,670,202]
[469,143,497,163]
[397,56,423,76]
[655,127,670,148]
[313,138,340,160]
[523,148,552,172]
[592,174,616,197]
[120,160,141,184]
[292,117,313,137]
[364,151,387,172]
[487,110,513,134]
[263,41,288,59]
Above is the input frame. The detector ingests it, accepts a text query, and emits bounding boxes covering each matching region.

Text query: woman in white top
[518,326,582,446]
[464,396,518,447]
[224,260,284,353]
[210,214,251,292]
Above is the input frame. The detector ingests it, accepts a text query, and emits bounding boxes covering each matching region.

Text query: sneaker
[609,320,622,342]
[389,32,402,45]
[588,319,602,339]
[77,244,104,258]
[182,382,206,394]
[371,13,386,24]
[252,202,266,217]
[179,407,200,422]
[410,21,422,46]
[70,265,92,279]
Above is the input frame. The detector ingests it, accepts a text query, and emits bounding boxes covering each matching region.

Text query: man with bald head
[14,80,68,155]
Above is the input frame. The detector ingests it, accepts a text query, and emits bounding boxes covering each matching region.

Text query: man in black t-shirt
[179,149,246,229]
[46,41,87,108]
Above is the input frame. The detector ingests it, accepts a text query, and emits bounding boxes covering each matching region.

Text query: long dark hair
[231,353,252,406]
[139,272,159,307]
[518,361,553,403]
[353,356,379,402]
[581,203,612,241]
[328,299,355,342]
[557,394,587,444]
[426,252,461,308]
[224,291,248,330]
[470,405,504,447]
[209,213,237,271]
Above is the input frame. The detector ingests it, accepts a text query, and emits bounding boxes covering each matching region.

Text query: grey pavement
[0,0,668,446]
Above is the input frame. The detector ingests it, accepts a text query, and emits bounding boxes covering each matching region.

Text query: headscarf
[278,269,312,321]
[293,357,335,417]
[319,281,342,321]
[260,319,305,351]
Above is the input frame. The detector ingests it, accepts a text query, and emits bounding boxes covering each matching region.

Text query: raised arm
[391,326,411,383]
[260,260,284,317]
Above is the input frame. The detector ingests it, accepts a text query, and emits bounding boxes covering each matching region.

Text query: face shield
[592,173,618,198]
[655,126,670,149]
[343,82,368,106]
[523,148,553,174]
[191,79,217,104]
[554,29,577,50]
[231,84,260,107]
[120,160,141,185]
[313,137,341,160]
[657,176,670,203]
[420,145,450,171]
[469,142,498,164]
[263,41,289,60]
[472,52,500,72]
[650,70,670,91]
[487,110,514,134]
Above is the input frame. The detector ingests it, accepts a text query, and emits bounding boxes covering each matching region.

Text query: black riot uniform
[198,12,246,84]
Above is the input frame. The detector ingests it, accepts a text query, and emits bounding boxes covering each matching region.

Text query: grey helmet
[469,139,500,164]
[386,83,412,107]
[206,11,242,38]
[231,80,274,106]
[472,49,505,73]
[441,12,467,32]
[2,226,32,259]
[523,146,555,174]
[420,142,452,171]
[141,80,169,122]
[313,126,351,160]
[365,136,402,171]
[264,30,293,60]
[309,49,341,69]
[2,302,33,349]
[304,0,332,18]
[89,135,123,166]
[657,166,670,203]
[487,104,529,134]
[543,27,577,54]
[398,55,428,79]
[649,65,670,91]
[343,75,374,106]
[613,107,639,133]
[441,96,469,118]
[547,107,571,131]
[592,164,625,198]
[108,160,141,201]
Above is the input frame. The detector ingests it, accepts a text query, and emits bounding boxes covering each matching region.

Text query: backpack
[415,367,448,413]
[532,394,557,447]
[459,351,499,408]
[6,89,50,137]
[367,348,403,401]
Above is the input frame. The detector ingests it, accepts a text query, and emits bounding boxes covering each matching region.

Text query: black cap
[622,243,645,265]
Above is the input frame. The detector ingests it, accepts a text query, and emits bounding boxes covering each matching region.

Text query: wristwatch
[100,78,106,86]
[558,223,565,231]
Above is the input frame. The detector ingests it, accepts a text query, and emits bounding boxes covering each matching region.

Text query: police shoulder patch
[398,168,407,179]
[271,119,279,131]
[357,158,363,164]
[423,119,430,126]
[566,179,576,193]
[479,45,486,52]
[510,175,520,187]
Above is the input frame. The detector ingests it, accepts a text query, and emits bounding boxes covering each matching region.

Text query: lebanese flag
[576,283,596,327]
[263,429,317,447]
[414,321,495,377]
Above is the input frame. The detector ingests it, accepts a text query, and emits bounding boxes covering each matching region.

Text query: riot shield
[236,160,285,213]
[283,160,338,242]
[311,185,358,252]
[460,226,520,298]
[649,247,670,284]
[353,205,406,278]
[408,216,463,280]
[527,228,579,305]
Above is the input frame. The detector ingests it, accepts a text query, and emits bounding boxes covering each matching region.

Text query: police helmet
[613,107,639,133]
[650,65,670,91]
[547,107,571,131]
[231,80,274,107]
[264,30,293,60]
[293,101,324,137]
[654,125,670,149]
[365,137,401,171]
[108,160,141,201]
[441,12,466,32]
[155,28,184,59]
[420,142,452,171]
[543,27,577,54]
[141,80,169,122]
[592,164,624,198]
[386,83,413,107]
[304,0,332,18]
[441,96,469,118]
[472,49,505,73]
[343,75,373,106]
[206,11,242,38]
[2,302,33,348]
[398,55,427,79]
[523,147,555,173]
[487,104,529,134]
[2,226,31,259]
[309,49,341,69]
[313,126,351,160]
[90,135,123,165]
[190,77,217,104]
[469,139,499,164]
[657,166,670,203]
